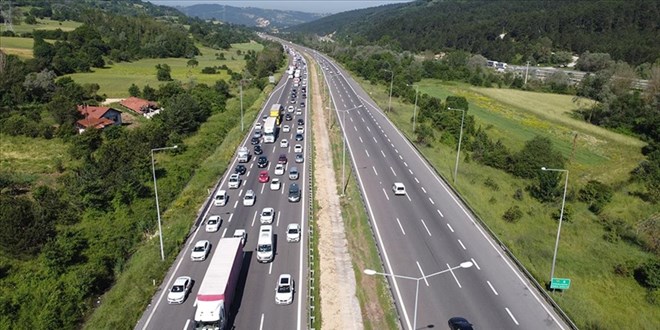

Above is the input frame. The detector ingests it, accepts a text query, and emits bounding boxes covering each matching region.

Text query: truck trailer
[194,237,243,330]
[263,117,277,143]
[237,147,249,163]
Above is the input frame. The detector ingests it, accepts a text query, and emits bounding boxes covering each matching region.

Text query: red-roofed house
[76,105,122,133]
[120,97,160,118]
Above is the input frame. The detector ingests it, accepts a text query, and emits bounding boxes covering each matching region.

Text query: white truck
[237,147,249,163]
[263,117,277,143]
[194,237,243,330]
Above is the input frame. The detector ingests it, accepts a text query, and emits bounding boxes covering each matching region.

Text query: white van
[392,182,406,195]
[214,190,227,206]
[256,225,274,263]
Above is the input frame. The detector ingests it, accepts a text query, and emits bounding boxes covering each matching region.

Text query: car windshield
[208,219,217,224]
[288,228,298,234]
[277,285,290,293]
[258,244,272,252]
[193,246,205,252]
[172,285,183,292]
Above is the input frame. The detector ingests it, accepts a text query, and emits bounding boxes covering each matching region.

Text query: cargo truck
[263,117,277,143]
[194,237,243,330]
[269,103,283,125]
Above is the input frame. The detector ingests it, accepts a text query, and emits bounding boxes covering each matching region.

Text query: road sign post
[550,278,571,290]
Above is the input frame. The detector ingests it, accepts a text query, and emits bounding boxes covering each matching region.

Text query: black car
[235,165,246,175]
[295,133,304,141]
[278,154,288,164]
[288,183,300,202]
[448,317,473,330]
[297,119,304,126]
[285,114,293,121]
[299,102,305,107]
[254,145,263,155]
[301,87,306,93]
[302,93,307,99]
[251,137,260,145]
[257,156,268,168]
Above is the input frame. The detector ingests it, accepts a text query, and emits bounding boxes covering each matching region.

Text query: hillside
[290,0,660,66]
[177,4,326,29]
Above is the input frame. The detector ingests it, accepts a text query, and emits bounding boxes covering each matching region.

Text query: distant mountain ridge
[177,4,327,29]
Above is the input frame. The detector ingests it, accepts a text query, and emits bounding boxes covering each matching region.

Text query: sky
[147,0,414,14]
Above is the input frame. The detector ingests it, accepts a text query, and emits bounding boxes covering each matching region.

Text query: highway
[302,46,570,329]
[135,52,309,330]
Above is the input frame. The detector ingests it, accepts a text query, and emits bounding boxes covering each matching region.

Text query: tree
[578,180,613,213]
[511,136,564,179]
[0,195,54,256]
[186,58,199,68]
[128,83,141,97]
[22,69,57,102]
[576,51,614,72]
[143,85,157,101]
[155,63,172,81]
[546,71,570,94]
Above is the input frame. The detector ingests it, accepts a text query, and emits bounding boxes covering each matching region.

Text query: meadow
[1,18,82,34]
[0,36,35,59]
[67,42,264,98]
[355,77,659,328]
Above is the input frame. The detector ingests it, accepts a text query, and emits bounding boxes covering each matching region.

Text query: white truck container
[263,117,277,143]
[194,237,243,330]
[237,147,249,163]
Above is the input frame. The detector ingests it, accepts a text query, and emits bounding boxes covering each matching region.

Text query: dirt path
[310,57,364,329]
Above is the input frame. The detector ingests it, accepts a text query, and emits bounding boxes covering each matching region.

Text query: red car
[258,170,270,183]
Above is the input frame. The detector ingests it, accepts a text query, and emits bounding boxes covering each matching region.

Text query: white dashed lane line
[359,136,363,143]
[390,166,396,176]
[409,168,413,174]
[505,308,519,326]
[437,209,444,217]
[365,150,370,157]
[414,177,420,183]
[471,258,481,270]
[420,219,432,236]
[421,187,427,194]
[458,239,466,250]
[447,223,455,232]
[487,281,499,295]
[382,188,389,200]
[396,217,406,235]
[429,197,435,205]
[372,166,378,176]
[381,150,386,157]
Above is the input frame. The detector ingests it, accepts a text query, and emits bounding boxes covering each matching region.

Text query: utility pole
[524,61,530,86]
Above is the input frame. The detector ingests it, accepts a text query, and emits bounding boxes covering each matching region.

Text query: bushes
[634,259,660,290]
[502,206,523,223]
[578,180,613,213]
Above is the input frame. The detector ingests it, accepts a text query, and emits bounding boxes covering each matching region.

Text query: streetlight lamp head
[364,269,377,275]
[459,261,474,269]
[173,145,178,149]
[541,167,547,171]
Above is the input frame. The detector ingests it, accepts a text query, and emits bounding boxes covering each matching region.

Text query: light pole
[407,84,420,132]
[447,107,465,184]
[151,145,178,261]
[541,167,569,287]
[383,69,394,112]
[364,261,473,330]
[338,105,363,196]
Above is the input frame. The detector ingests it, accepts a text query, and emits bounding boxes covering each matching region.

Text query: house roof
[76,117,115,130]
[77,105,112,119]
[120,97,157,114]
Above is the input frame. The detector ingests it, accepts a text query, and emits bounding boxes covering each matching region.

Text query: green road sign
[550,278,571,290]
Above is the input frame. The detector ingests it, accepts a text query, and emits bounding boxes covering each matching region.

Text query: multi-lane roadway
[136,52,309,330]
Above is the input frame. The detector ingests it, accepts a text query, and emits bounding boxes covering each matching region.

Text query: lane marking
[359,136,363,143]
[269,262,273,275]
[382,188,389,200]
[353,125,357,132]
[391,143,395,148]
[260,183,265,194]
[251,211,258,227]
[183,319,190,330]
[447,223,455,232]
[276,212,281,227]
[437,209,444,217]
[373,136,377,143]
[458,239,466,250]
[487,281,499,295]
[406,193,412,202]
[417,261,429,286]
[409,169,413,174]
[238,189,244,197]
[365,149,370,157]
[429,197,435,205]
[349,116,354,122]
[259,313,265,330]
[372,166,378,175]
[381,150,386,157]
[396,217,406,235]
[505,308,519,325]
[366,126,371,132]
[471,258,481,270]
[398,154,403,160]
[420,219,432,237]
[404,161,408,167]
[421,187,427,194]
[414,177,420,183]
[233,200,239,209]
[447,263,463,288]
[221,227,227,238]
[390,166,396,176]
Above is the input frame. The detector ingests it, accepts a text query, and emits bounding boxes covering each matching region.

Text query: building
[76,105,122,133]
[120,97,160,118]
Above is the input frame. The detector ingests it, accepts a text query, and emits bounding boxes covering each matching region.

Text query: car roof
[174,276,190,284]
[195,240,209,246]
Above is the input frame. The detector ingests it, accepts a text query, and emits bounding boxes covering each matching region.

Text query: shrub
[503,205,523,223]
[513,188,524,201]
[201,67,217,74]
[634,259,660,290]
[552,203,573,223]
[578,180,613,214]
[484,177,499,191]
[646,289,660,306]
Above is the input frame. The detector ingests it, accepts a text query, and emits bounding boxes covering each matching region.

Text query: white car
[287,106,294,113]
[214,190,227,206]
[233,229,247,246]
[228,174,241,189]
[280,139,289,148]
[282,125,291,133]
[190,240,210,261]
[286,223,301,242]
[275,274,294,305]
[270,178,281,191]
[294,144,303,153]
[255,122,262,130]
[296,126,304,134]
[295,110,302,116]
[274,163,285,175]
[243,189,256,206]
[167,276,192,304]
[392,182,406,195]
[206,215,221,232]
[260,207,274,224]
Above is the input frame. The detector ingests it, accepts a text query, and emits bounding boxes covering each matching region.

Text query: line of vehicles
[163,52,309,330]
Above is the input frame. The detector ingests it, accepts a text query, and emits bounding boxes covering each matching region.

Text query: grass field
[66,42,263,97]
[0,134,74,187]
[0,18,82,34]
[353,76,660,328]
[0,36,34,58]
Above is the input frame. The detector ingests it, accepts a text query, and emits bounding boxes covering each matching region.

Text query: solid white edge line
[420,219,432,237]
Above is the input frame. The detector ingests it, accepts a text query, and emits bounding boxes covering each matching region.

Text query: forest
[0,1,285,328]
[291,0,660,67]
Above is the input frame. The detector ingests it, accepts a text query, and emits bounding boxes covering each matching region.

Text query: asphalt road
[301,46,570,330]
[135,53,309,330]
